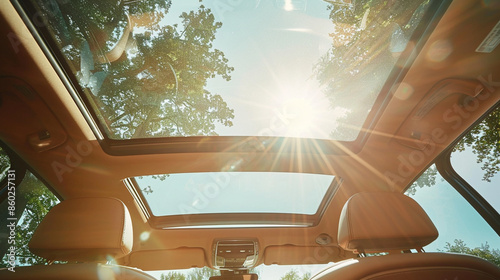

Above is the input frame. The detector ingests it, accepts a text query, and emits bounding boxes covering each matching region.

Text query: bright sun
[281,97,319,136]
[271,83,338,139]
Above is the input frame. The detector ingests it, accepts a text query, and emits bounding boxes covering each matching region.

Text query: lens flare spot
[393,82,414,100]
[426,40,453,62]
[105,255,117,264]
[284,0,294,11]
[140,231,151,242]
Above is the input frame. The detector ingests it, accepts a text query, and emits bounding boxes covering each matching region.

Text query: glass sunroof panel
[135,172,335,216]
[27,0,432,141]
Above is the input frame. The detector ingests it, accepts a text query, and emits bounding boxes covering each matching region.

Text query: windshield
[28,0,431,141]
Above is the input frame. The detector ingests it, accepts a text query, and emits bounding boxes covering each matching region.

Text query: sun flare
[271,83,339,139]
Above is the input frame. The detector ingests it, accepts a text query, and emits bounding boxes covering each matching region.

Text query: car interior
[1,0,500,279]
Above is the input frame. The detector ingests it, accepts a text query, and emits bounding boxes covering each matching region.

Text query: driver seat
[311,192,500,280]
[0,197,156,280]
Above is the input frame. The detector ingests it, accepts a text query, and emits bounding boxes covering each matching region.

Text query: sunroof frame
[124,175,342,228]
[15,0,452,156]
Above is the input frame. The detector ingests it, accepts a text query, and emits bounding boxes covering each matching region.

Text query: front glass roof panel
[27,0,432,141]
[135,172,335,216]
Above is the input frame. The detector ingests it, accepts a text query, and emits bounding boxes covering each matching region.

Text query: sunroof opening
[128,172,339,228]
[135,172,335,216]
[25,0,434,141]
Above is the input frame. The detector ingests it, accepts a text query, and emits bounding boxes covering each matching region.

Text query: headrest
[338,192,438,253]
[29,197,133,262]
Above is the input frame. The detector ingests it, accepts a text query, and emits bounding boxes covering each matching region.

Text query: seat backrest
[311,192,500,280]
[337,192,438,254]
[0,197,156,280]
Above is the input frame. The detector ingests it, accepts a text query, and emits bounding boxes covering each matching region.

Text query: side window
[1,168,60,268]
[406,106,500,266]
[407,165,500,266]
[450,108,500,212]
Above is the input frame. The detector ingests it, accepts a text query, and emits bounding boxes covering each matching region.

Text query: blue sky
[162,0,342,139]
[137,172,334,216]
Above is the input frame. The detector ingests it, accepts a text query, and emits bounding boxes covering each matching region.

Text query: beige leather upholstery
[0,197,155,280]
[311,252,500,280]
[311,192,500,280]
[338,192,438,252]
[29,197,133,261]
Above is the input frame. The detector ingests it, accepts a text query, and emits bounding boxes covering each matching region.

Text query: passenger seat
[311,192,500,280]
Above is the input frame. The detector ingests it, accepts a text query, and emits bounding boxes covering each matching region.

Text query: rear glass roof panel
[132,172,339,228]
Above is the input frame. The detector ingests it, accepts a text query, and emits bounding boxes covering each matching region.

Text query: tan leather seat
[0,197,155,280]
[311,192,500,280]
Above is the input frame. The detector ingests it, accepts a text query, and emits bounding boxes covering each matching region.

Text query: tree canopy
[160,267,219,280]
[97,4,234,139]
[454,108,500,182]
[442,239,500,267]
[317,0,500,190]
[315,0,426,140]
[279,270,311,280]
[35,0,234,139]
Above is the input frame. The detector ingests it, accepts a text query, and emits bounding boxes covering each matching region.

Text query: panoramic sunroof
[131,172,338,228]
[25,0,433,142]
